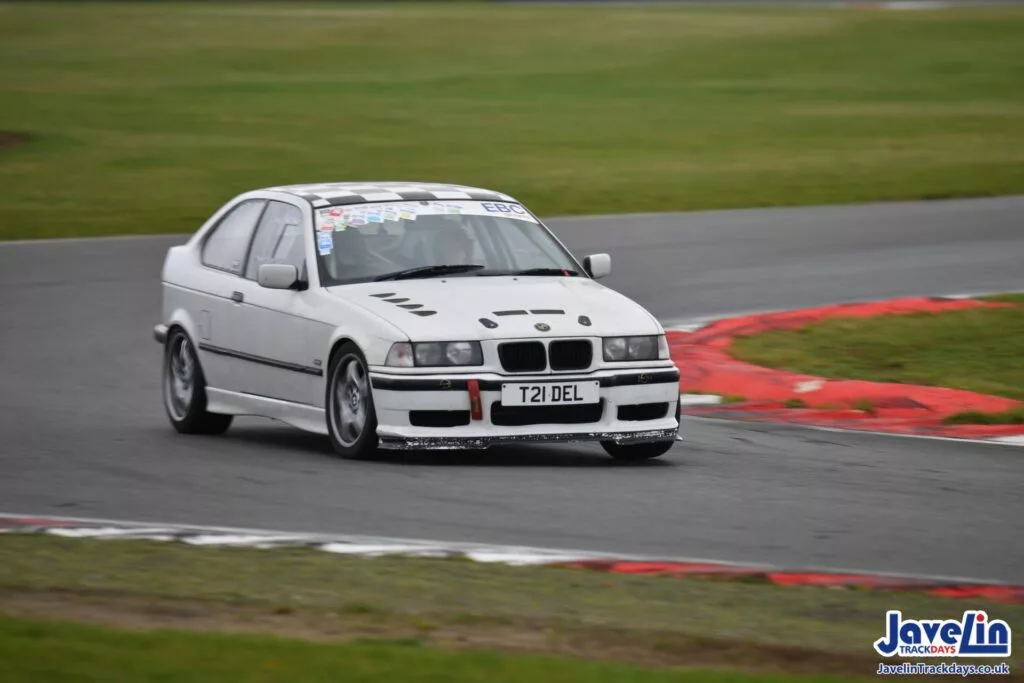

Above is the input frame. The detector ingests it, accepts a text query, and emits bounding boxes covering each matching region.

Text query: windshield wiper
[373,264,485,281]
[507,267,580,276]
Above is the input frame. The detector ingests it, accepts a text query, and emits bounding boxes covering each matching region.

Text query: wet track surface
[2,196,1023,582]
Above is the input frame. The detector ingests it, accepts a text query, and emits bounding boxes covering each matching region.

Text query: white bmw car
[155,181,682,460]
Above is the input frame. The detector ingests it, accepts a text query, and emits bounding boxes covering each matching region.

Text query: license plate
[501,381,600,407]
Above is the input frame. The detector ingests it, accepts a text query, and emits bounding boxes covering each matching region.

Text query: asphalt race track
[2,196,1023,583]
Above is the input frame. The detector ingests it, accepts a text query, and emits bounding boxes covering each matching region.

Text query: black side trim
[372,377,470,391]
[198,343,323,377]
[370,370,679,392]
[239,390,317,407]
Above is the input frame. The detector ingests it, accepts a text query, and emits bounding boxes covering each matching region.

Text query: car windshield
[312,200,583,286]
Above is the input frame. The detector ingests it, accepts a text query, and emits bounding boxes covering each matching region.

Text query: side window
[201,200,266,275]
[244,201,306,280]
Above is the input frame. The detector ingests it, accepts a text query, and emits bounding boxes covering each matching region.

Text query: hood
[325,276,661,341]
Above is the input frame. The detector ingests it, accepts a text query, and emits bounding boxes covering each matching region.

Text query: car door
[192,197,268,394]
[229,199,327,405]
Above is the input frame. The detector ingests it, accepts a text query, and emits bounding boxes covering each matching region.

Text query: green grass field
[729,293,1024,419]
[4,533,1022,679]
[0,617,877,683]
[1,2,1023,239]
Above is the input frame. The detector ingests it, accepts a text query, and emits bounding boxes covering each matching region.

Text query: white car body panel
[324,276,663,341]
[155,182,681,451]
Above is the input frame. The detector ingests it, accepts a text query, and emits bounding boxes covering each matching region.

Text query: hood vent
[371,292,435,317]
[492,309,565,316]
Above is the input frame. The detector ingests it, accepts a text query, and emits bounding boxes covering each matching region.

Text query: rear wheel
[600,400,680,461]
[325,342,379,459]
[162,327,233,435]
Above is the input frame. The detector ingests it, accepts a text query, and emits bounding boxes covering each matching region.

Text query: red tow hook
[467,379,483,421]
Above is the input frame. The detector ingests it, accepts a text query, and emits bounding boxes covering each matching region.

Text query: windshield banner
[316,200,539,230]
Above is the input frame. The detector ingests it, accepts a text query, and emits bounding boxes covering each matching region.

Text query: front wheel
[162,327,233,435]
[325,342,379,459]
[600,401,680,461]
[600,439,675,461]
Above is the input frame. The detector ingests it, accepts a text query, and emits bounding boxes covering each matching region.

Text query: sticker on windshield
[317,200,537,224]
[480,201,531,218]
[317,232,333,255]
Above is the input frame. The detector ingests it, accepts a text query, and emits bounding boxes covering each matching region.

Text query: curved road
[2,196,1023,583]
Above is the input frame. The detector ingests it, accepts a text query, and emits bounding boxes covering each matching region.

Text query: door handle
[231,291,244,303]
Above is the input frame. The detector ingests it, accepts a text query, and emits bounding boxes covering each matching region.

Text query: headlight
[385,341,483,367]
[602,335,667,362]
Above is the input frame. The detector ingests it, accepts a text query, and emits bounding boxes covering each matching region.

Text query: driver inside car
[430,223,474,265]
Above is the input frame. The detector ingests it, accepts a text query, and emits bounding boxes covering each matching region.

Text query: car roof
[260,181,519,209]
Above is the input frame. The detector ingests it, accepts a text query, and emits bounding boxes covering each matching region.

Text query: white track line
[0,512,1015,586]
[662,291,1023,332]
[683,414,1024,448]
[0,233,191,247]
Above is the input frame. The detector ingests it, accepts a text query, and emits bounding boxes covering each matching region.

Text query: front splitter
[377,427,681,451]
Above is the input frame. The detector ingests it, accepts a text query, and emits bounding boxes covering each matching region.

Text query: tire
[325,342,379,459]
[162,327,233,435]
[600,400,680,461]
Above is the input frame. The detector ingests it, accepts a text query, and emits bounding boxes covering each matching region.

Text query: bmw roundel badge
[535,322,551,332]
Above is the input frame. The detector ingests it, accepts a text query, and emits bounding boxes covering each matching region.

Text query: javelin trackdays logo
[874,610,1012,658]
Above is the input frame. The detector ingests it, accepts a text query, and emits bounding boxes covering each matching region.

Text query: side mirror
[583,253,611,279]
[257,263,301,290]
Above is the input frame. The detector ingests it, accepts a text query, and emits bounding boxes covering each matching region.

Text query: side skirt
[205,388,328,436]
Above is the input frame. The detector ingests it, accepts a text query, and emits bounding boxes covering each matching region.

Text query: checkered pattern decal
[265,182,517,208]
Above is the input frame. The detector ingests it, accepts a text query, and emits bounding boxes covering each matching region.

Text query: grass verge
[728,295,1024,411]
[1,3,1024,239]
[0,615,872,683]
[2,533,1022,678]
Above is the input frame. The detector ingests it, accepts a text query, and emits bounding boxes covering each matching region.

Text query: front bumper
[369,367,682,450]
